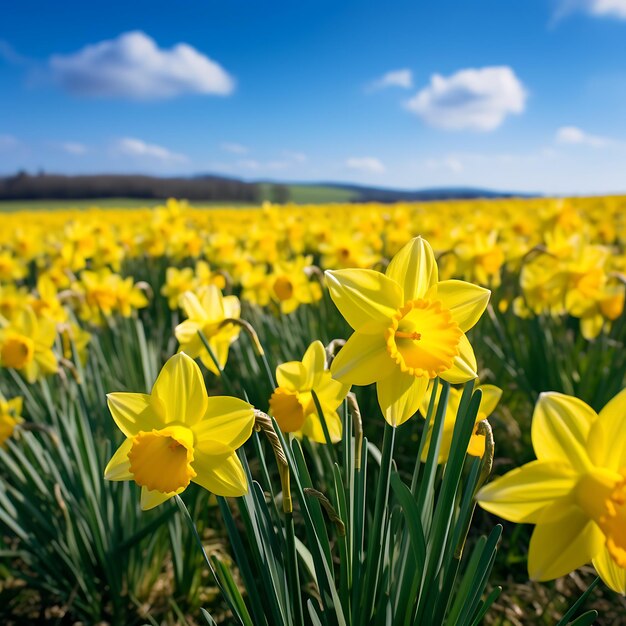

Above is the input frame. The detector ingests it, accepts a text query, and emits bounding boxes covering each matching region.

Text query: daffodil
[174,286,241,376]
[420,382,502,463]
[0,393,23,446]
[0,307,58,383]
[327,237,490,426]
[477,390,626,593]
[270,341,349,443]
[104,352,254,510]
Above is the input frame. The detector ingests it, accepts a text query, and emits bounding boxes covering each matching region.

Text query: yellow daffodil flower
[477,389,626,593]
[420,382,502,463]
[270,341,350,443]
[326,237,490,426]
[0,307,58,383]
[0,393,23,446]
[104,352,254,510]
[175,286,241,376]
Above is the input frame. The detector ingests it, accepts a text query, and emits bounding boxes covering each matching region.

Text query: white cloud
[369,68,413,91]
[61,141,88,155]
[425,156,464,173]
[556,0,626,19]
[555,126,614,147]
[282,150,307,163]
[114,137,188,163]
[405,66,527,131]
[346,157,386,174]
[221,142,249,155]
[49,31,234,100]
[0,134,19,150]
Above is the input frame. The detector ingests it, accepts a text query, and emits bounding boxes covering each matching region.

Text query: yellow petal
[531,392,595,472]
[222,295,241,319]
[140,486,179,510]
[276,360,307,391]
[385,236,437,301]
[314,374,350,410]
[330,331,392,385]
[151,352,208,426]
[376,372,428,427]
[476,460,577,523]
[528,508,603,581]
[431,279,490,332]
[180,291,207,321]
[301,409,342,444]
[325,269,402,332]
[593,546,626,594]
[192,451,248,497]
[477,384,502,419]
[174,319,202,348]
[439,333,477,384]
[199,285,226,321]
[104,438,133,480]
[106,392,155,438]
[192,397,254,455]
[467,430,486,457]
[588,388,626,471]
[301,340,326,388]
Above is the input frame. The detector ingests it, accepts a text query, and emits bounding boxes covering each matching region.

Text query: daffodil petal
[528,508,603,581]
[385,236,437,301]
[276,360,307,391]
[301,340,326,388]
[588,388,626,471]
[222,295,241,319]
[174,319,202,347]
[180,291,207,321]
[140,486,179,511]
[432,279,490,332]
[200,285,225,321]
[593,546,626,594]
[107,392,155,438]
[104,438,133,481]
[301,409,342,444]
[376,372,428,427]
[325,269,402,332]
[193,397,254,455]
[477,384,502,419]
[330,331,392,385]
[531,392,595,472]
[151,352,208,426]
[192,451,248,497]
[439,333,477,384]
[476,460,578,523]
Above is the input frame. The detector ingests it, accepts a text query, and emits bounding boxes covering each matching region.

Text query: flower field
[1,196,626,625]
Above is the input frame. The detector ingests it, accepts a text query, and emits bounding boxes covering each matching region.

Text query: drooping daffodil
[174,286,241,376]
[270,340,350,443]
[477,389,626,593]
[326,236,490,426]
[104,352,254,510]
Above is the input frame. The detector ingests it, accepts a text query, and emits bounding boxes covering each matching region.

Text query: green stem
[284,511,304,625]
[174,495,250,626]
[359,421,396,624]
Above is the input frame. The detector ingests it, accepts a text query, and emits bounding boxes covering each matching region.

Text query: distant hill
[0,171,532,205]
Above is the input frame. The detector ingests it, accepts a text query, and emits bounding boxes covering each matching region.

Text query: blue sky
[2,0,626,193]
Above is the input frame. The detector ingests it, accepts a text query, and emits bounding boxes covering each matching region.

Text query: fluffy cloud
[555,126,613,147]
[61,142,88,155]
[49,31,234,100]
[405,66,527,131]
[346,157,386,173]
[369,69,413,91]
[114,137,188,163]
[425,156,464,173]
[221,142,249,155]
[557,0,626,19]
